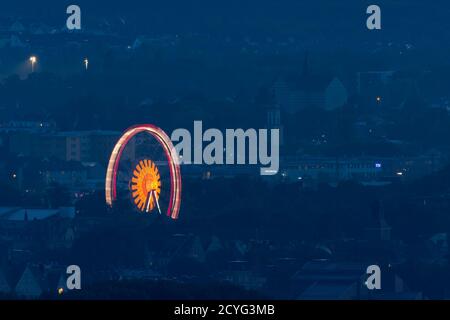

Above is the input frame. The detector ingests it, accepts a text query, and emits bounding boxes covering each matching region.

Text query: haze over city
[0,1,450,303]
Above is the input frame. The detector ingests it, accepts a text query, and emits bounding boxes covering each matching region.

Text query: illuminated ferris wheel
[105,124,182,219]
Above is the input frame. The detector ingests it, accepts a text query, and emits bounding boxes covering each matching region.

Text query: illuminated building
[279,154,445,185]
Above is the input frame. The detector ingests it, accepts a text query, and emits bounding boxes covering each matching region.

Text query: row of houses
[291,260,422,300]
[278,153,446,185]
[1,126,134,165]
[270,58,416,114]
[0,208,437,299]
[0,207,76,265]
[0,260,422,299]
[0,264,67,299]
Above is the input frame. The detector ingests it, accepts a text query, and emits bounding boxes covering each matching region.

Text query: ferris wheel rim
[105,124,181,219]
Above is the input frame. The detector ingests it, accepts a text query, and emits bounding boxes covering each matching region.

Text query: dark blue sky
[1,1,449,50]
[1,1,447,31]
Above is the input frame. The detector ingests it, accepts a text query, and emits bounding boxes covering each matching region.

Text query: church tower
[267,102,284,146]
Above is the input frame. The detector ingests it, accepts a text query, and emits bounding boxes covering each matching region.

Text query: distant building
[279,153,446,185]
[45,130,135,164]
[14,264,64,299]
[280,156,384,185]
[357,71,394,95]
[151,234,207,270]
[0,121,55,156]
[116,268,162,281]
[0,207,76,252]
[325,77,348,110]
[274,76,348,113]
[266,103,284,146]
[292,260,421,300]
[273,56,348,113]
[216,259,267,291]
[6,129,135,165]
[273,78,303,114]
[14,265,46,299]
[0,120,54,133]
[366,200,391,241]
[9,21,26,34]
[0,207,75,223]
[357,71,394,107]
[40,160,88,188]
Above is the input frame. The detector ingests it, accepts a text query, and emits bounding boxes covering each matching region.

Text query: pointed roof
[206,236,224,254]
[15,265,49,298]
[10,21,26,33]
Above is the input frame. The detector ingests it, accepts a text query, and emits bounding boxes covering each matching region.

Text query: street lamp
[29,56,37,73]
[83,57,89,70]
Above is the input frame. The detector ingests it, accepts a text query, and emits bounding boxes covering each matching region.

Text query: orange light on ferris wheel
[131,159,161,212]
